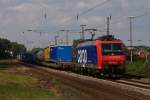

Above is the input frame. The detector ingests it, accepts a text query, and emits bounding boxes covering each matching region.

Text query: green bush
[126,60,150,74]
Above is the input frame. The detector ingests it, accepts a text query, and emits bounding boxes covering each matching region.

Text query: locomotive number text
[77,49,87,63]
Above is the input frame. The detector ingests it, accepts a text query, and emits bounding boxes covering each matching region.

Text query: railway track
[105,74,150,90]
[125,73,150,79]
[124,78,150,85]
[112,79,150,90]
[111,73,150,90]
[19,62,150,100]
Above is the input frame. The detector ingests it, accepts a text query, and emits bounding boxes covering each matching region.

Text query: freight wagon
[50,46,72,65]
[43,47,50,62]
[21,52,35,63]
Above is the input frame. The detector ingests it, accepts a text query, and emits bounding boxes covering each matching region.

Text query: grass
[126,59,150,75]
[0,64,59,100]
[0,83,56,100]
[0,63,10,69]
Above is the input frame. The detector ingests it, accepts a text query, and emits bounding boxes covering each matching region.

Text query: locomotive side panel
[76,45,98,68]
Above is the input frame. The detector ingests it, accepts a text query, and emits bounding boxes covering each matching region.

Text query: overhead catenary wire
[134,12,150,19]
[94,10,150,30]
[77,0,111,19]
[27,0,111,34]
[89,4,150,29]
[42,0,111,31]
[27,1,150,42]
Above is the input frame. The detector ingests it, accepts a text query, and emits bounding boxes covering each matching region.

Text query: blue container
[50,47,57,61]
[50,46,72,64]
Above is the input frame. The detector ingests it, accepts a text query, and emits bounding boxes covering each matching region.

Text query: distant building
[126,46,150,59]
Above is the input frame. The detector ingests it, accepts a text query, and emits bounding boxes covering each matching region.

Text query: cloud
[0,0,150,49]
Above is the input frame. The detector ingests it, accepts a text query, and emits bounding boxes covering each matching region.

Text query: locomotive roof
[77,35,123,47]
[77,39,123,47]
[77,41,96,47]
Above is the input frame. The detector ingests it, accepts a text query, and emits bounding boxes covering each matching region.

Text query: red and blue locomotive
[76,35,126,74]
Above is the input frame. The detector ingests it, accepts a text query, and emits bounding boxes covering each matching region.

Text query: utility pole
[107,16,111,35]
[145,50,148,62]
[54,35,59,45]
[60,30,69,45]
[80,25,86,40]
[145,40,149,63]
[66,30,69,45]
[128,16,135,63]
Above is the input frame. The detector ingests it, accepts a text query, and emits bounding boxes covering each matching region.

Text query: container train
[20,35,126,76]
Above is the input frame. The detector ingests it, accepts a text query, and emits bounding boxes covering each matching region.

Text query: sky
[0,0,150,50]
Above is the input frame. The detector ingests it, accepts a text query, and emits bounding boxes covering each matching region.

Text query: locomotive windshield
[102,43,123,55]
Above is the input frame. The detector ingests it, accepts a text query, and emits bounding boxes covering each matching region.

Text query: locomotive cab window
[113,44,123,55]
[102,44,112,55]
[102,43,123,55]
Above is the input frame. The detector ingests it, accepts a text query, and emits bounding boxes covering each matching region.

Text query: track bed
[20,62,150,100]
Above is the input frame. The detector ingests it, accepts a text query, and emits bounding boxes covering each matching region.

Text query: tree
[0,38,11,59]
[10,42,26,58]
[0,37,26,59]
